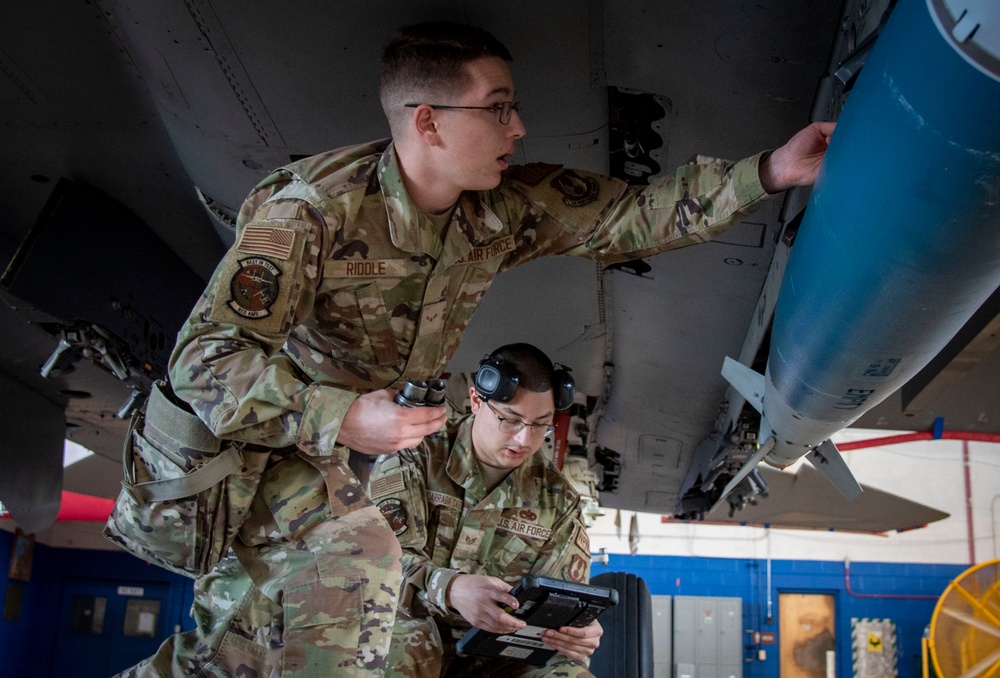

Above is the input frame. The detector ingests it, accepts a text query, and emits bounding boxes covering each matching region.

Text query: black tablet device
[455,575,619,666]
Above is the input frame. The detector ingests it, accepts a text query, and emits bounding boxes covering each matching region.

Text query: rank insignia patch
[378,498,408,536]
[228,257,281,319]
[551,170,599,207]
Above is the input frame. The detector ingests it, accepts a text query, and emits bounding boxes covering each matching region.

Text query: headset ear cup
[553,366,575,411]
[475,356,520,403]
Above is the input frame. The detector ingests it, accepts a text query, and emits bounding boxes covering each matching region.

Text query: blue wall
[1,529,195,678]
[593,553,963,678]
[2,529,963,677]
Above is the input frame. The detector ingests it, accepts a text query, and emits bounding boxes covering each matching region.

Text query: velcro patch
[323,259,410,278]
[227,257,281,319]
[427,491,462,511]
[377,498,408,536]
[454,236,515,265]
[574,524,590,554]
[564,554,587,583]
[370,472,405,498]
[264,201,301,220]
[550,170,600,207]
[506,163,562,187]
[497,516,551,541]
[237,226,296,260]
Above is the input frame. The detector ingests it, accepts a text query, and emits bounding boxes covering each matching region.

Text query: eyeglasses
[404,101,521,125]
[484,400,554,436]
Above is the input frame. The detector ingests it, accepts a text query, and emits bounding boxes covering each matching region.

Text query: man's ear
[469,387,483,413]
[412,105,441,146]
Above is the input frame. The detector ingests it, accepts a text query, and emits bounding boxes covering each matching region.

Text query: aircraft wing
[664,465,950,535]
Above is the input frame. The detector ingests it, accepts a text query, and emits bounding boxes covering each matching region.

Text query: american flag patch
[237,226,295,260]
[370,472,405,498]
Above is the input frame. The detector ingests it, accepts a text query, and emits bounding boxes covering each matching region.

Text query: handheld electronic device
[455,575,618,666]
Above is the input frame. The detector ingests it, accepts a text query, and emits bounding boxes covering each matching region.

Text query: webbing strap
[145,382,220,454]
[120,382,243,503]
[124,442,244,503]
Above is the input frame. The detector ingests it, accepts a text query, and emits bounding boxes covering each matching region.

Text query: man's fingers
[495,608,524,629]
[398,403,447,425]
[351,397,447,455]
[403,407,448,436]
[476,609,521,635]
[490,589,519,610]
[542,621,602,659]
[812,120,836,140]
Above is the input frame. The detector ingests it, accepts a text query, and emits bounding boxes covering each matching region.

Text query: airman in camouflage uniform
[371,344,597,677]
[119,19,833,678]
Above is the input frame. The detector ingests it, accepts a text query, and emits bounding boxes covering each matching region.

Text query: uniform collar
[377,144,506,263]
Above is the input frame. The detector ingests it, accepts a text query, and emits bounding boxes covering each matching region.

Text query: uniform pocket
[280,579,362,677]
[356,281,400,366]
[439,266,495,362]
[277,507,401,676]
[493,535,542,581]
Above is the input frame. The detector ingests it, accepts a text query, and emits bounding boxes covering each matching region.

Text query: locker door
[52,578,169,677]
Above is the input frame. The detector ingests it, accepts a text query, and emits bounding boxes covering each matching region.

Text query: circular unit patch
[228,257,281,319]
[378,498,408,536]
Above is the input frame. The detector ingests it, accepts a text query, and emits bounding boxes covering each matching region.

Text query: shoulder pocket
[206,216,313,336]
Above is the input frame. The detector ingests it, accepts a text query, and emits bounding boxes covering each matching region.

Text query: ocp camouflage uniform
[370,415,594,678]
[124,139,770,677]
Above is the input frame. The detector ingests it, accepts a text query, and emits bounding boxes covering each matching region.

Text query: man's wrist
[757,150,780,194]
[444,573,462,612]
[298,384,358,456]
[428,567,463,613]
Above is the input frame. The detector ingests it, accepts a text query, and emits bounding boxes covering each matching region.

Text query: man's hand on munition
[759,121,836,193]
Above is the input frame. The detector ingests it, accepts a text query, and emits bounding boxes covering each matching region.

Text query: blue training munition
[723,0,1000,500]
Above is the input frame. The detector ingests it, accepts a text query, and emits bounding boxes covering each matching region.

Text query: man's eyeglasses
[484,399,554,436]
[404,101,521,125]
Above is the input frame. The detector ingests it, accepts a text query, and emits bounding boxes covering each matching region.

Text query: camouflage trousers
[385,614,594,678]
[118,451,403,677]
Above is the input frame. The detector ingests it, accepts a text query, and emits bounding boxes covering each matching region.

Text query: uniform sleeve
[369,446,460,618]
[167,179,359,455]
[498,152,771,266]
[532,490,592,585]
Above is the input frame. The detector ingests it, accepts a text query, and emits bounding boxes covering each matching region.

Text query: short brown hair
[379,21,512,136]
[487,343,555,395]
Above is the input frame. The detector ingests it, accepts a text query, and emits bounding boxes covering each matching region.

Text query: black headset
[474,355,575,411]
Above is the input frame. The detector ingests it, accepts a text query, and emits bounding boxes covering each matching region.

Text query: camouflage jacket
[168,139,770,456]
[368,415,591,628]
